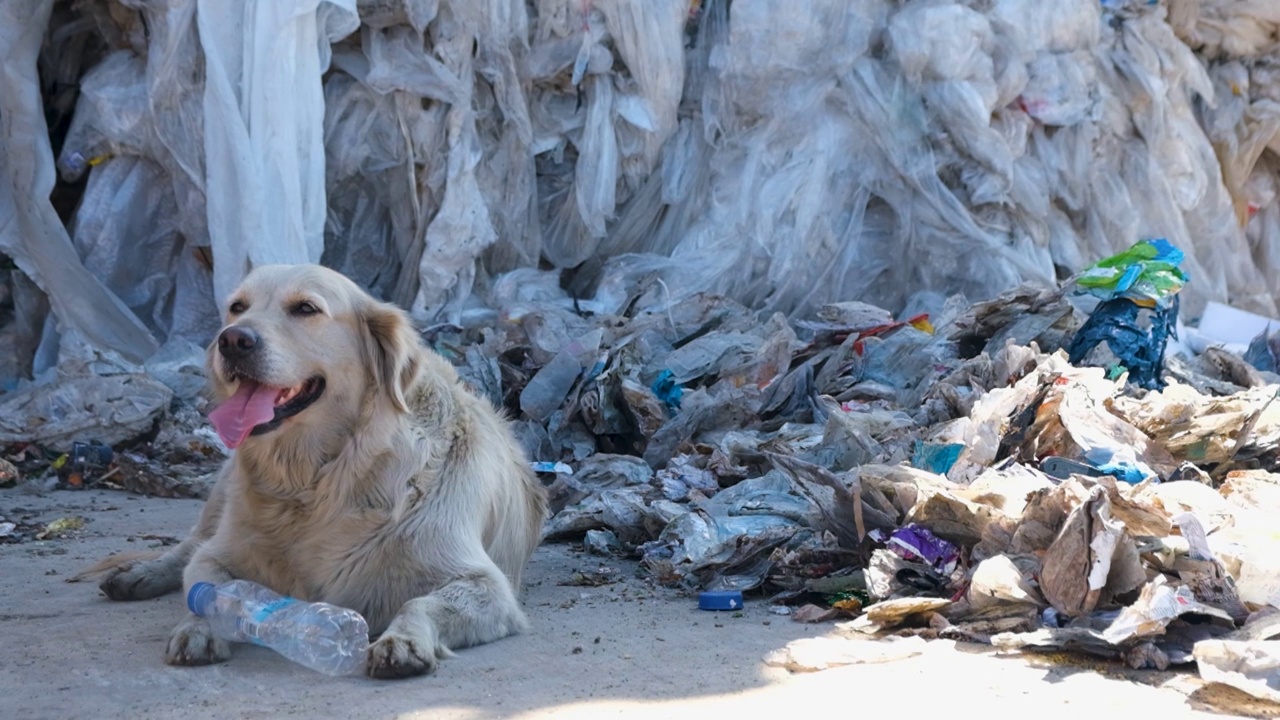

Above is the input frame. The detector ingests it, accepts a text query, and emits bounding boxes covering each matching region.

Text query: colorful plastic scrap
[650,370,684,415]
[872,524,960,576]
[1066,239,1188,390]
[1073,238,1188,308]
[911,441,964,476]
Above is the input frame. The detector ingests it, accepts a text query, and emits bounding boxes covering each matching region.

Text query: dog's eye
[292,301,320,317]
[228,301,247,315]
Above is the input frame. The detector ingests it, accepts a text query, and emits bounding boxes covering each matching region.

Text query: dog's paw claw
[100,562,176,601]
[366,634,438,679]
[165,616,231,667]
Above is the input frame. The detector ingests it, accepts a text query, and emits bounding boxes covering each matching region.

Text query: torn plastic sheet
[763,635,930,673]
[198,0,360,305]
[1195,640,1280,705]
[639,510,804,592]
[1102,575,1234,645]
[1067,297,1181,391]
[0,361,173,452]
[0,0,157,365]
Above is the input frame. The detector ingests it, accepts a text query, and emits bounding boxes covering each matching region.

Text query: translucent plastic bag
[0,0,157,364]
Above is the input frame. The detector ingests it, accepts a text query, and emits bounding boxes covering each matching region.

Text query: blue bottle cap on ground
[698,590,743,611]
[187,582,215,616]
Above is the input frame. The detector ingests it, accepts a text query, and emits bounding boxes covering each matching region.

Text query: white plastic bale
[990,0,1101,56]
[69,156,219,344]
[134,0,210,255]
[407,0,498,324]
[655,0,1063,318]
[1019,52,1097,127]
[364,24,463,101]
[1167,0,1280,61]
[887,4,995,85]
[595,0,687,190]
[0,0,157,364]
[1248,158,1280,301]
[358,0,439,32]
[575,73,618,240]
[530,0,687,270]
[15,0,1280,379]
[323,31,451,303]
[1119,9,1276,316]
[1166,0,1280,314]
[655,0,878,314]
[1214,57,1280,305]
[0,270,49,390]
[325,0,535,318]
[320,72,404,299]
[56,49,219,346]
[472,0,539,275]
[195,0,359,306]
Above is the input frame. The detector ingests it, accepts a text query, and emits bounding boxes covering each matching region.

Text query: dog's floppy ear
[360,298,422,413]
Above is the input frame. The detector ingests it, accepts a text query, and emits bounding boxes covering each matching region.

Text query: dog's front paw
[366,633,439,679]
[100,560,180,601]
[165,615,231,667]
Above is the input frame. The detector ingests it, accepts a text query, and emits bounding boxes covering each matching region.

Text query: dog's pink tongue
[208,379,279,449]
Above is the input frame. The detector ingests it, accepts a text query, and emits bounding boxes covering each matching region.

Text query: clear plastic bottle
[187,579,370,676]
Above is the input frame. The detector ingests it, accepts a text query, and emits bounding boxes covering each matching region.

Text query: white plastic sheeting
[1,0,157,366]
[197,0,360,305]
[3,0,1280,387]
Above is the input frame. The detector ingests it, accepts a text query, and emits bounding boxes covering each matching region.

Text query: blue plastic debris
[1094,461,1149,485]
[1245,329,1280,374]
[530,461,574,475]
[1066,296,1180,390]
[698,590,743,611]
[1040,456,1103,480]
[651,370,684,415]
[1040,455,1151,485]
[582,358,608,384]
[911,441,964,476]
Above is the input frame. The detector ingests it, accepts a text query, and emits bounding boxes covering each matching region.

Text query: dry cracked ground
[2,488,1277,720]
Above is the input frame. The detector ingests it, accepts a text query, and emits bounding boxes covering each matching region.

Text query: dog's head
[205,264,421,451]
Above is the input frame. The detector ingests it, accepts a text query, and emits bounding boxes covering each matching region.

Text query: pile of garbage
[472,238,1280,699]
[4,0,1280,390]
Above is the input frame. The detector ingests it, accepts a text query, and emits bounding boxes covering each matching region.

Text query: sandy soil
[1,487,1273,720]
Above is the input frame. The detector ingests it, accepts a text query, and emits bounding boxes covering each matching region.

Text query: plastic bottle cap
[698,590,743,611]
[187,582,216,616]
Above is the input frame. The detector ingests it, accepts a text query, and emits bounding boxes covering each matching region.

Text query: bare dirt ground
[2,488,1275,720]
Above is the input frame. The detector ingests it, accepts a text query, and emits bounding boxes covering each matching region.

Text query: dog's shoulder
[398,345,528,476]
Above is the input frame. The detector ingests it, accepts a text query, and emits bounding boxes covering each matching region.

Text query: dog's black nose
[217,326,260,361]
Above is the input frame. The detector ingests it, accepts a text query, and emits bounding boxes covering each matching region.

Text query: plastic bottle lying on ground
[187,579,370,676]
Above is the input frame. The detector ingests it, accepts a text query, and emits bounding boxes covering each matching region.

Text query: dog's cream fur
[89,264,547,678]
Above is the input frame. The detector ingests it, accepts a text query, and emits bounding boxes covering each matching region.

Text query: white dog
[88,264,547,678]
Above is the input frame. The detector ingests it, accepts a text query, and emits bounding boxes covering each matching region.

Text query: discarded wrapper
[875,524,960,576]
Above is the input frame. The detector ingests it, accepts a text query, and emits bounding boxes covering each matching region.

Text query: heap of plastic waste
[2,0,1280,389]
